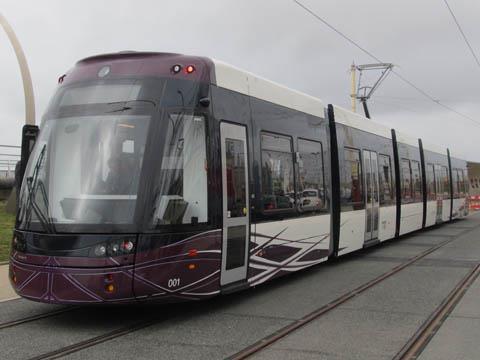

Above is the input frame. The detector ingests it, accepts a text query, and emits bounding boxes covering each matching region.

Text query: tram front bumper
[9,257,135,304]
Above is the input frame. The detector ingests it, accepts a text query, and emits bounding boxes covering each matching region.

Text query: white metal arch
[0,13,35,125]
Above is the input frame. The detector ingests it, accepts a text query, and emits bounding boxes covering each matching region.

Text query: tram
[9,52,469,304]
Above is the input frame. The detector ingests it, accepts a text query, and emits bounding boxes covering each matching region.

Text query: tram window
[452,169,459,198]
[297,139,326,213]
[442,166,450,198]
[435,165,444,199]
[59,84,142,106]
[460,170,466,195]
[426,164,436,201]
[378,154,393,206]
[152,114,208,226]
[401,159,413,203]
[46,114,151,225]
[225,138,246,218]
[341,148,363,211]
[456,169,465,198]
[411,160,422,202]
[261,133,295,213]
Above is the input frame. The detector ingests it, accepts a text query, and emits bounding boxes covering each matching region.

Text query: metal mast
[350,62,357,113]
[352,63,393,119]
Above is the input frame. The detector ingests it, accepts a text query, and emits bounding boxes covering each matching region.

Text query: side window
[435,165,444,199]
[341,148,363,211]
[378,154,393,206]
[426,164,436,201]
[261,133,295,213]
[452,169,459,198]
[442,166,450,198]
[460,170,466,195]
[298,139,326,213]
[411,160,422,202]
[401,159,412,203]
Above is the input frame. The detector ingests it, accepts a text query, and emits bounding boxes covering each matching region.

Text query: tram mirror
[18,124,39,185]
[199,97,210,107]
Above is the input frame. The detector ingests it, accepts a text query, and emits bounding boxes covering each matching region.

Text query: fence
[0,144,19,180]
[0,144,19,200]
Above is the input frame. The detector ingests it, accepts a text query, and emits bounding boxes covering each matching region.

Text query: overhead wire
[292,0,480,127]
[442,0,480,69]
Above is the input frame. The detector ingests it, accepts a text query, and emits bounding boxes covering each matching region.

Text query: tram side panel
[450,156,469,219]
[247,96,332,286]
[210,85,255,290]
[442,151,453,222]
[395,135,424,236]
[422,147,450,227]
[333,111,397,257]
[133,80,226,302]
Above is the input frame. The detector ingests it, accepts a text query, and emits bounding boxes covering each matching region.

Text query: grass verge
[0,200,14,262]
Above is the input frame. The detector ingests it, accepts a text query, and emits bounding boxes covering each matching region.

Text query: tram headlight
[90,238,136,257]
[12,234,26,252]
[94,245,107,257]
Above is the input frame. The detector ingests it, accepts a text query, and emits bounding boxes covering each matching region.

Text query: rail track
[228,224,479,360]
[0,307,77,331]
[0,222,475,360]
[394,263,480,360]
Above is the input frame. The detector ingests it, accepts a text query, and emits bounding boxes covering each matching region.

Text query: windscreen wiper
[23,145,55,233]
[105,100,156,113]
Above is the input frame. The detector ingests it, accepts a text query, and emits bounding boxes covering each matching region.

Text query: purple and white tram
[9,52,469,304]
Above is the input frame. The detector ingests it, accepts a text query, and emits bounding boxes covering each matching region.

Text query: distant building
[467,162,480,196]
[0,169,14,179]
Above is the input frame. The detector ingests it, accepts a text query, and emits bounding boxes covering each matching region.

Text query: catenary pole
[350,62,356,113]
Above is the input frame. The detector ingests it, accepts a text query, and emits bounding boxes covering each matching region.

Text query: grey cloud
[0,0,478,161]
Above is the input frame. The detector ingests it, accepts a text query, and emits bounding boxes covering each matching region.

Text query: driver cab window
[152,113,208,226]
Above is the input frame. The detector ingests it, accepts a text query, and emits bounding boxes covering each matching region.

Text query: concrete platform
[0,264,18,302]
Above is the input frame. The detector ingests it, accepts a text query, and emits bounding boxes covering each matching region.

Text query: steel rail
[227,224,478,360]
[394,263,480,359]
[28,316,166,360]
[0,307,79,331]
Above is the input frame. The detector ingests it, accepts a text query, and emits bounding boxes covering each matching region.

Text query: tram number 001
[168,278,181,288]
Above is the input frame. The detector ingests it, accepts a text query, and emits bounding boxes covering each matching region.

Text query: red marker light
[188,249,198,257]
[121,240,134,252]
[185,65,195,74]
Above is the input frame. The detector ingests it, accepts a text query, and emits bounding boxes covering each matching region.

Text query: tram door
[434,165,443,223]
[363,150,380,241]
[220,122,250,286]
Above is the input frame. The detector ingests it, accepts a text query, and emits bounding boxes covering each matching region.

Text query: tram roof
[212,59,325,118]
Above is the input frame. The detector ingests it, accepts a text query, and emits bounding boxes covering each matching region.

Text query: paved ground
[0,264,18,302]
[0,213,479,359]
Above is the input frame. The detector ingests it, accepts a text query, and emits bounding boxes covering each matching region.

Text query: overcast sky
[1,0,479,163]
